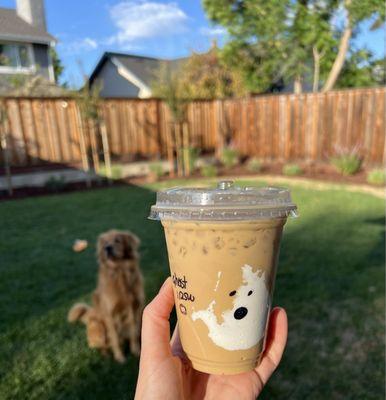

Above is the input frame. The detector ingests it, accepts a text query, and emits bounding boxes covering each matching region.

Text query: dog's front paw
[114,352,126,364]
[130,344,141,357]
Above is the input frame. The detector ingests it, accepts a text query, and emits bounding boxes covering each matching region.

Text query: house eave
[111,57,152,98]
[0,33,56,45]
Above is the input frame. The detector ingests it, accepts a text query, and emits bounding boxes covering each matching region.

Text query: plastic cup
[149,180,297,375]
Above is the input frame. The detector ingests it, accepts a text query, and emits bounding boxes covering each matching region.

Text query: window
[0,43,33,71]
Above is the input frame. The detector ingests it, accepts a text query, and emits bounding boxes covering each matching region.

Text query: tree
[203,0,384,92]
[50,47,64,84]
[321,0,384,91]
[152,48,248,174]
[177,44,246,99]
[336,52,386,88]
[153,46,246,100]
[152,63,188,177]
[152,62,186,122]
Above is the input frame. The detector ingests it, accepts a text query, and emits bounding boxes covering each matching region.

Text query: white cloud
[200,26,227,37]
[59,37,98,54]
[107,1,188,46]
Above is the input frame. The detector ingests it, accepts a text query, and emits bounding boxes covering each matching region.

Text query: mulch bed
[220,162,370,185]
[0,162,379,202]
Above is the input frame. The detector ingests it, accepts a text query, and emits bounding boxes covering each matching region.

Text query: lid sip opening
[149,180,298,221]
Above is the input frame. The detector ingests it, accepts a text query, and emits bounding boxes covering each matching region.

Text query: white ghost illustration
[191,264,270,351]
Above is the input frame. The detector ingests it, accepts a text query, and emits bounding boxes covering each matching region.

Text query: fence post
[0,133,12,196]
[0,104,13,196]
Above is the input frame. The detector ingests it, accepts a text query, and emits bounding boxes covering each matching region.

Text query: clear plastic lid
[149,180,297,221]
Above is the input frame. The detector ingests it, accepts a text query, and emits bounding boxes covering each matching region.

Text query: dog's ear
[96,234,105,262]
[129,233,140,249]
[122,231,140,259]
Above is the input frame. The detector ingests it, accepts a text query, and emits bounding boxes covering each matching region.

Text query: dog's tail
[67,303,91,324]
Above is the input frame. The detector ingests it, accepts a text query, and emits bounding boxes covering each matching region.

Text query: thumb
[141,277,175,358]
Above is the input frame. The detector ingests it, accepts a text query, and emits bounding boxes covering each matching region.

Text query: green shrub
[331,155,362,176]
[200,164,218,178]
[220,148,239,168]
[331,146,362,176]
[44,176,66,192]
[247,157,262,172]
[149,162,164,180]
[283,164,303,176]
[367,169,385,186]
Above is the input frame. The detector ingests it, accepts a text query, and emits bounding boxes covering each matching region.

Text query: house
[88,50,310,99]
[89,52,185,98]
[0,0,56,94]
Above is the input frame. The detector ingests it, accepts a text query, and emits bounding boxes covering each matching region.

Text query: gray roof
[89,52,188,88]
[113,54,165,87]
[0,7,55,44]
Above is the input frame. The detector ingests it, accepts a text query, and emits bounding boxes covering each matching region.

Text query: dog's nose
[234,307,248,320]
[105,245,114,256]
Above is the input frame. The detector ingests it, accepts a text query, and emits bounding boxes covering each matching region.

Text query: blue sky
[0,0,384,87]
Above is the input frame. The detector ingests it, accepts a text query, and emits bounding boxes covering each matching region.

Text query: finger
[255,307,288,385]
[141,277,175,357]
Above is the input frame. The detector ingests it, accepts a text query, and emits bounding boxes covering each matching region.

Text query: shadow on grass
[261,212,385,400]
[0,183,384,400]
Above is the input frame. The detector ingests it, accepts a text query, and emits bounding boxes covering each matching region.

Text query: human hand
[135,278,288,400]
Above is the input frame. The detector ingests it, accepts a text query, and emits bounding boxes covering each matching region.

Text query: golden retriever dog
[68,230,144,363]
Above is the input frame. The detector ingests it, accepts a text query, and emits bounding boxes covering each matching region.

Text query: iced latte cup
[149,181,297,375]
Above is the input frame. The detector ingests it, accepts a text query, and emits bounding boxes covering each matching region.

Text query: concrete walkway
[0,169,97,190]
[0,160,171,190]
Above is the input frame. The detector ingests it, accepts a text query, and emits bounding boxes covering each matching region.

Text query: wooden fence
[0,87,385,169]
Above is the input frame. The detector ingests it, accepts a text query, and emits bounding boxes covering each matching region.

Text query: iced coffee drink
[149,181,297,375]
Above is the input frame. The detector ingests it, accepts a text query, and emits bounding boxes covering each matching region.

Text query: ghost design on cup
[191,264,270,351]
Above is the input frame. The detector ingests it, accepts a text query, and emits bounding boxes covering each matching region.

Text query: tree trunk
[100,120,112,183]
[182,122,190,176]
[294,75,303,94]
[165,122,175,178]
[174,122,183,177]
[89,119,100,174]
[312,46,321,92]
[75,105,92,188]
[322,1,352,92]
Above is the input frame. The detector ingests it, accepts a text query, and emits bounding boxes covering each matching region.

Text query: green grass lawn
[0,179,384,399]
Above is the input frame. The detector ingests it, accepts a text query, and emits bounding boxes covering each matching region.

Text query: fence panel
[0,87,384,169]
